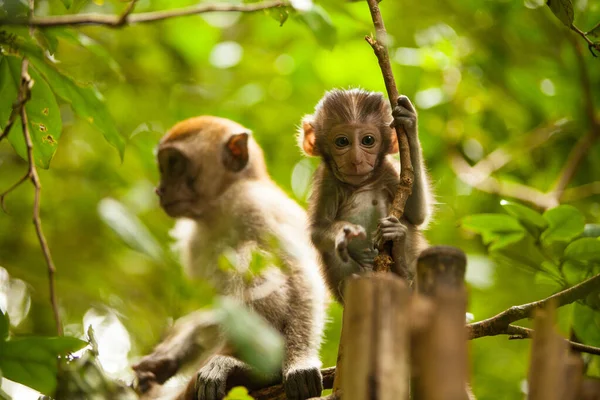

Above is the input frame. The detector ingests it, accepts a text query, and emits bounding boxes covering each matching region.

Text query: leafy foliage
[0,0,599,398]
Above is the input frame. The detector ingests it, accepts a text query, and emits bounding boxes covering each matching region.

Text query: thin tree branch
[467,273,600,340]
[451,154,558,209]
[561,181,600,202]
[248,367,335,400]
[2,58,63,334]
[505,325,600,356]
[364,0,414,273]
[570,24,600,56]
[116,0,138,26]
[0,1,287,28]
[551,40,599,200]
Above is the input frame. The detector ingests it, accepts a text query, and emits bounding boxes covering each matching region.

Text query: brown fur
[299,89,432,302]
[135,116,327,400]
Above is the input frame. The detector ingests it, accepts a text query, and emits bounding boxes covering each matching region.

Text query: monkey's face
[155,117,256,219]
[155,146,204,218]
[326,123,383,186]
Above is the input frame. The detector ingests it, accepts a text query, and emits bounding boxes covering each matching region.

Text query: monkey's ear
[298,116,320,156]
[223,132,250,172]
[388,128,399,154]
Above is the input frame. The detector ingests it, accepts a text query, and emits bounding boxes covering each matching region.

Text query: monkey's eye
[361,135,376,147]
[334,136,350,148]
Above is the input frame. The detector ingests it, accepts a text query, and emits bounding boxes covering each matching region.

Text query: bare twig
[364,0,414,273]
[505,325,600,356]
[561,181,600,202]
[0,1,286,28]
[552,41,599,200]
[451,154,558,209]
[570,24,600,56]
[468,273,600,340]
[116,0,138,26]
[248,367,335,400]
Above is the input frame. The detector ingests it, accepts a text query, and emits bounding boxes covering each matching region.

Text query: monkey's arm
[394,95,431,226]
[133,310,225,393]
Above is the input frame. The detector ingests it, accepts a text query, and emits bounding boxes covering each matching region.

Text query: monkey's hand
[284,365,323,400]
[335,224,367,263]
[374,216,408,249]
[195,356,240,400]
[348,246,378,271]
[392,95,418,140]
[132,354,179,393]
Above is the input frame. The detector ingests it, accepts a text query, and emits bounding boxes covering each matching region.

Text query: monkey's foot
[195,361,229,400]
[284,366,323,400]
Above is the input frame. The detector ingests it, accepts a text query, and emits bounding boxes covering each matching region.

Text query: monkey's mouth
[161,199,195,217]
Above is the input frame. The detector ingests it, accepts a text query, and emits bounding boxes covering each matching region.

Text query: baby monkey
[299,89,432,302]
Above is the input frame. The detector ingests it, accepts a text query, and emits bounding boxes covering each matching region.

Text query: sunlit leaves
[217,297,284,377]
[25,51,126,160]
[541,205,585,245]
[501,200,547,237]
[0,55,62,169]
[546,0,574,27]
[572,302,600,347]
[564,238,600,262]
[0,336,86,395]
[97,198,164,263]
[225,387,254,400]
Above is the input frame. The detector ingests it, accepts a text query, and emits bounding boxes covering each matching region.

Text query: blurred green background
[1,0,599,398]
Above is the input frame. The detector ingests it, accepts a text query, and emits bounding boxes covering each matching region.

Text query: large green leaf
[572,302,600,347]
[501,200,547,237]
[295,6,338,50]
[461,214,525,245]
[21,43,126,159]
[0,336,87,395]
[541,205,585,246]
[0,55,62,169]
[217,297,284,377]
[582,224,600,238]
[97,198,164,263]
[546,0,574,27]
[564,238,600,262]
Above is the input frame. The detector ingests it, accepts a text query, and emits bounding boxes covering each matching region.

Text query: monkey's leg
[133,310,223,393]
[281,297,323,399]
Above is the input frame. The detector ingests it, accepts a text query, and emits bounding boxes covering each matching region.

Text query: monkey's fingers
[336,242,350,263]
[134,371,157,394]
[379,216,400,226]
[397,95,416,112]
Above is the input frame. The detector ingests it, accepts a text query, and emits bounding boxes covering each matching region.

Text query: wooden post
[412,246,470,400]
[340,274,410,400]
[527,303,568,400]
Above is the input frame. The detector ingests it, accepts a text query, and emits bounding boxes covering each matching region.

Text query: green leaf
[295,6,338,50]
[97,198,165,263]
[587,23,600,38]
[583,224,600,238]
[22,44,126,159]
[572,302,600,347]
[541,205,585,246]
[0,336,87,395]
[225,387,254,400]
[461,214,525,246]
[0,55,62,169]
[501,200,547,237]
[546,0,574,27]
[217,297,284,377]
[564,238,600,262]
[0,310,8,341]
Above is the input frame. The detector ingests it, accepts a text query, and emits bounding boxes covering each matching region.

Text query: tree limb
[248,367,335,400]
[0,1,287,28]
[504,325,600,356]
[467,273,600,340]
[364,0,414,273]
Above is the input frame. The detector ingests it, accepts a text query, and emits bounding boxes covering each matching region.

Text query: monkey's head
[155,116,267,219]
[299,89,399,186]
